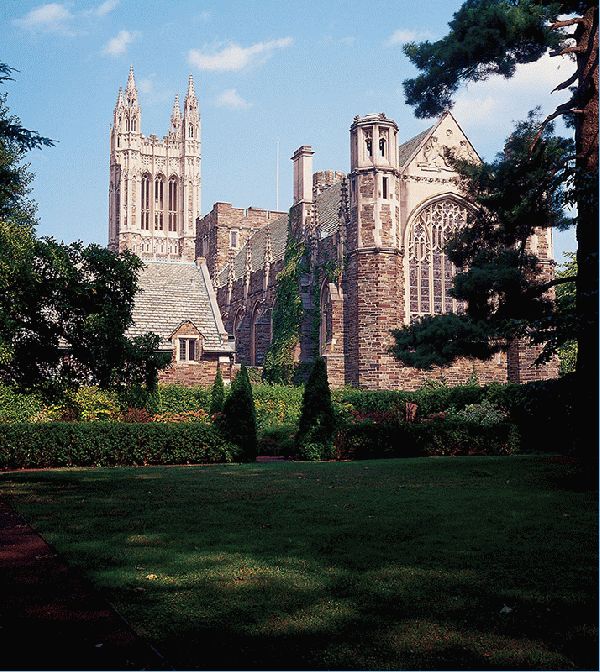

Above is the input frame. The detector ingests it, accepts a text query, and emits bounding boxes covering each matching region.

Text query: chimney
[291,145,314,204]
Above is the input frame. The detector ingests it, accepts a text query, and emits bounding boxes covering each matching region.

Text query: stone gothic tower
[109,68,200,262]
[345,113,403,387]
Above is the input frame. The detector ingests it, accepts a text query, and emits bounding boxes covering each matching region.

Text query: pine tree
[296,357,335,458]
[392,114,574,369]
[400,1,597,464]
[221,365,257,462]
[210,365,225,415]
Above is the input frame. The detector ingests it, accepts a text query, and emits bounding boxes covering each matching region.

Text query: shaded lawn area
[1,456,597,670]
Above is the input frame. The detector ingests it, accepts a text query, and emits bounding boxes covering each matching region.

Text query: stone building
[207,112,557,389]
[109,68,557,389]
[109,68,234,383]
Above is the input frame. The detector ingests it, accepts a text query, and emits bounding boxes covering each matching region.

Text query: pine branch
[550,45,585,57]
[550,18,584,30]
[530,96,580,151]
[552,70,578,93]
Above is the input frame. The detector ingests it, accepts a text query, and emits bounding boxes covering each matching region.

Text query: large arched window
[405,197,469,322]
[154,175,164,230]
[141,173,150,230]
[168,176,178,231]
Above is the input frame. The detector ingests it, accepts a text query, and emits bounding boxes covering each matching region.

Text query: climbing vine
[262,222,305,385]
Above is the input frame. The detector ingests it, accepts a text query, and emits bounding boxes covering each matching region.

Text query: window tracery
[406,198,468,321]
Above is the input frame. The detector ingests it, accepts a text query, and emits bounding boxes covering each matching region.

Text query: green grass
[1,456,597,670]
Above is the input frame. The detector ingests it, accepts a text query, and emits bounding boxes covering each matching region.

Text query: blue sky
[2,0,576,261]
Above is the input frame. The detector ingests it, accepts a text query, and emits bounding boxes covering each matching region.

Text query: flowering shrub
[152,409,210,424]
[252,384,302,429]
[447,399,508,426]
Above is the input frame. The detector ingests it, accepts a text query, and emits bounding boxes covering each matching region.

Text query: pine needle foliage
[209,365,225,415]
[221,365,257,462]
[296,357,335,452]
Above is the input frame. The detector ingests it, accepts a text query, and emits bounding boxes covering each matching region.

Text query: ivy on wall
[262,222,305,385]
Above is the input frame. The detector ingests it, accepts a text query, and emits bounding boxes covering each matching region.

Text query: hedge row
[0,422,236,469]
[336,419,520,460]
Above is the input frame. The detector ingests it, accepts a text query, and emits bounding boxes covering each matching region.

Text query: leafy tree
[210,365,225,415]
[221,365,257,462]
[0,64,169,395]
[296,357,335,457]
[400,0,597,461]
[392,113,574,368]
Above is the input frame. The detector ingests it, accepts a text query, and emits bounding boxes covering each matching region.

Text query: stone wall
[158,354,233,386]
[196,203,286,278]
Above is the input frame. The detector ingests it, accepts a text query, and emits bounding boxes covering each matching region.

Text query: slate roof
[217,212,289,286]
[317,181,344,239]
[129,260,232,352]
[397,125,434,169]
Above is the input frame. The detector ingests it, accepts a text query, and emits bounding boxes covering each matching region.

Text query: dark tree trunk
[574,5,598,472]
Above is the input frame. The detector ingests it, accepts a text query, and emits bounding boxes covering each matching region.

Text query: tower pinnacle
[125,65,138,104]
[186,74,196,99]
[170,94,182,134]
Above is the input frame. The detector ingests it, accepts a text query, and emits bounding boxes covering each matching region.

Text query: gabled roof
[129,260,232,352]
[397,111,481,171]
[398,125,434,169]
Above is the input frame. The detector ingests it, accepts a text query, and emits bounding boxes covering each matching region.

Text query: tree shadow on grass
[2,460,597,670]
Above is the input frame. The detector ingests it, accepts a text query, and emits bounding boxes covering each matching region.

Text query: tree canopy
[0,63,169,396]
[398,0,597,463]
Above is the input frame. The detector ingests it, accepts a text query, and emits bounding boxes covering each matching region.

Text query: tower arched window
[154,175,164,230]
[141,174,150,230]
[168,177,178,231]
[131,117,136,132]
[379,137,386,157]
[319,282,333,355]
[189,124,194,138]
[405,198,468,322]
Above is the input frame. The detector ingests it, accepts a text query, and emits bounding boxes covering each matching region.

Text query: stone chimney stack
[292,145,314,204]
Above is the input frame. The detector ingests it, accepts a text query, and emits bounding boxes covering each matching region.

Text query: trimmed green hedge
[337,419,520,460]
[0,422,236,469]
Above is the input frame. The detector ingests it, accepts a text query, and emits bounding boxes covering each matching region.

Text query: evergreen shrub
[0,422,236,469]
[209,366,225,415]
[296,358,336,459]
[220,365,257,462]
[337,420,520,460]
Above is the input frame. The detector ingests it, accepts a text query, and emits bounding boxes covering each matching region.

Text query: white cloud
[323,35,356,47]
[452,52,576,134]
[94,0,119,17]
[15,3,73,33]
[215,88,251,109]
[188,37,293,71]
[138,77,154,94]
[385,28,431,47]
[103,30,138,57]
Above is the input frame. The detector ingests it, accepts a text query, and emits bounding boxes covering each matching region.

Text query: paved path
[0,499,170,670]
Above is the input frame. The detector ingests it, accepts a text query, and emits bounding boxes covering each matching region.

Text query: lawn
[1,456,597,670]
